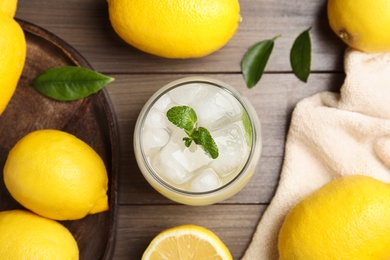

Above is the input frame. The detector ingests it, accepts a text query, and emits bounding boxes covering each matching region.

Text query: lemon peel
[107,0,240,58]
[0,0,26,114]
[0,210,79,259]
[278,175,390,260]
[4,129,109,220]
[328,0,390,53]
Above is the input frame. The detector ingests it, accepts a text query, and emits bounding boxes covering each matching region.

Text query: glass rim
[138,77,259,196]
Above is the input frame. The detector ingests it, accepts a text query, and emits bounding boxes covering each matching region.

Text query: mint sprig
[167,106,219,159]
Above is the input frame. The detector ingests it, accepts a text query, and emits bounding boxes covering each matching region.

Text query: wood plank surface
[16,0,346,73]
[15,0,346,259]
[114,205,266,259]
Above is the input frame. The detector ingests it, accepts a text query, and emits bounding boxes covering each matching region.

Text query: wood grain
[16,0,346,73]
[113,205,267,259]
[15,0,346,259]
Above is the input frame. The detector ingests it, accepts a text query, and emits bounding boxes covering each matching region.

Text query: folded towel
[242,48,390,259]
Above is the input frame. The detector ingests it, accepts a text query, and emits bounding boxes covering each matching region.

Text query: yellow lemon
[107,0,241,59]
[0,0,26,114]
[0,0,17,17]
[278,175,390,260]
[142,224,232,259]
[4,129,109,221]
[0,209,78,259]
[328,0,390,53]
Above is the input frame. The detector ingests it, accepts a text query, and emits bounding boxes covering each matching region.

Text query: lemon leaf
[31,66,114,101]
[242,35,281,88]
[290,28,312,82]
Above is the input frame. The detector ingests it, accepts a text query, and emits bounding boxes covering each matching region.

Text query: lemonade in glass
[134,77,262,205]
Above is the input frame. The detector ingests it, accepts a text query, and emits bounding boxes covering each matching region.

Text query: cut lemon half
[142,224,232,260]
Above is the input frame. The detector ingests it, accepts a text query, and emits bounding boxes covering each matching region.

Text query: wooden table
[17,0,346,259]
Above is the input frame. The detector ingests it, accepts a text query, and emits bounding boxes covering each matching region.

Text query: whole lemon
[278,175,390,260]
[4,129,109,221]
[0,210,78,259]
[328,0,390,53]
[107,0,241,59]
[0,0,26,114]
[0,0,17,17]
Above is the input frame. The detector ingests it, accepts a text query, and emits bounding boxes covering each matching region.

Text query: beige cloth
[242,48,390,259]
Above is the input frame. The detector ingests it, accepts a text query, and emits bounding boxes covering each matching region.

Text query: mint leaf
[167,106,219,159]
[31,66,114,101]
[242,35,281,88]
[290,28,311,82]
[183,137,192,147]
[166,106,197,133]
[193,127,219,159]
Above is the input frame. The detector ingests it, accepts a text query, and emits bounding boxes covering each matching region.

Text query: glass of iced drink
[133,77,262,205]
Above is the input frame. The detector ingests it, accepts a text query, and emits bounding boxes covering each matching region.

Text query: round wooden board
[0,19,119,259]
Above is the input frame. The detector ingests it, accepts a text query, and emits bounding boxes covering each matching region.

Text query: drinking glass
[134,77,262,205]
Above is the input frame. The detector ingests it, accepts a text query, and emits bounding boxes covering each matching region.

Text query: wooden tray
[0,19,118,259]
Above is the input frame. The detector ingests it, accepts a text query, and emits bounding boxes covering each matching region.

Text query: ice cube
[144,108,167,128]
[180,145,213,172]
[210,122,249,177]
[189,169,221,192]
[150,142,193,185]
[153,93,172,112]
[149,129,214,186]
[169,83,201,105]
[191,85,242,130]
[142,127,170,156]
[168,130,213,172]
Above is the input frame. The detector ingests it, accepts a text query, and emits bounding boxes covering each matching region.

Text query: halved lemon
[142,224,232,260]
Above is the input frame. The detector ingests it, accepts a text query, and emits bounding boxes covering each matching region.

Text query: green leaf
[242,109,252,146]
[242,35,281,88]
[192,127,219,159]
[166,106,219,159]
[183,137,193,147]
[31,66,114,101]
[167,106,197,133]
[290,28,312,82]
